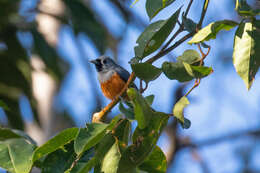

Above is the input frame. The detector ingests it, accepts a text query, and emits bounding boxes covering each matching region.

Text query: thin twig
[184,79,200,97]
[146,32,194,64]
[184,0,194,17]
[198,0,210,28]
[140,82,148,93]
[161,0,194,52]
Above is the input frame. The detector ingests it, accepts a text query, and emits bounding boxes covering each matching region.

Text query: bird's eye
[103,59,107,64]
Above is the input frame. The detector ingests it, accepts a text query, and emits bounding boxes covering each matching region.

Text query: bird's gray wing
[115,66,138,89]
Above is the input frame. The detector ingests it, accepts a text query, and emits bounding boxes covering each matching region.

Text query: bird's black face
[90,56,116,72]
[90,59,102,72]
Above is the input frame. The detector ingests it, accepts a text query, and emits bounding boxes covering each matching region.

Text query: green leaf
[138,146,167,173]
[74,123,108,155]
[100,120,131,173]
[0,128,23,141]
[41,142,78,173]
[119,102,135,120]
[182,15,197,33]
[177,49,201,64]
[233,20,260,90]
[75,119,130,173]
[117,112,169,173]
[74,134,115,173]
[135,8,181,59]
[131,63,162,83]
[183,62,213,78]
[33,128,78,162]
[101,143,121,173]
[0,128,36,145]
[162,61,193,82]
[112,119,131,145]
[173,96,191,129]
[146,0,176,20]
[162,49,202,82]
[127,88,153,129]
[188,20,238,44]
[0,100,9,111]
[0,138,35,173]
[145,95,155,105]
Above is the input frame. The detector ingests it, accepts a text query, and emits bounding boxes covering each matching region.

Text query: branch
[146,32,194,64]
[92,73,136,122]
[198,0,210,28]
[180,128,260,149]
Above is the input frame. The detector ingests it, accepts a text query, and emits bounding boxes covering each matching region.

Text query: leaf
[41,142,78,173]
[146,0,176,20]
[0,138,35,173]
[119,102,134,120]
[0,100,9,111]
[0,128,36,145]
[134,8,181,59]
[33,128,78,162]
[188,20,238,44]
[138,146,167,173]
[182,15,197,33]
[177,49,201,64]
[235,0,259,17]
[127,88,153,129]
[183,62,213,78]
[233,20,260,90]
[173,96,191,129]
[100,143,121,173]
[75,119,131,173]
[0,128,22,141]
[131,63,162,83]
[162,49,202,82]
[117,112,169,173]
[145,95,155,105]
[162,61,193,82]
[74,123,108,155]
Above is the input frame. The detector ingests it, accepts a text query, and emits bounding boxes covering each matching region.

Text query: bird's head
[90,55,117,73]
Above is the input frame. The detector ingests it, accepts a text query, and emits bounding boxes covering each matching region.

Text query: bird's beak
[90,59,98,65]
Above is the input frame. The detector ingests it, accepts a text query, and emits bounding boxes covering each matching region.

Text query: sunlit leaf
[188,20,238,44]
[233,20,260,90]
[173,96,191,129]
[183,62,213,78]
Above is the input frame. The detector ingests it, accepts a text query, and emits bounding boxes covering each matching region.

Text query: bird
[90,55,136,100]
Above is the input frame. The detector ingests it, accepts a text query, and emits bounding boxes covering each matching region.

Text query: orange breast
[100,72,126,100]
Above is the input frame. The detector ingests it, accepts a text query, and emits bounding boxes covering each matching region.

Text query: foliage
[0,0,259,172]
